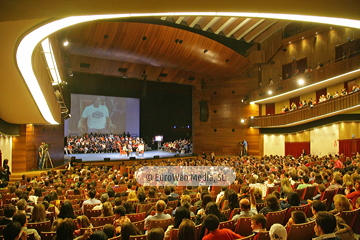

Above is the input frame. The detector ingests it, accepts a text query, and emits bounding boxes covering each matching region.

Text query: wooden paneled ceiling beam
[213,17,237,34]
[234,19,265,40]
[200,17,221,31]
[244,19,278,43]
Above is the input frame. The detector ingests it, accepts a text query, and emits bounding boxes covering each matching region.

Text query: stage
[64,150,193,163]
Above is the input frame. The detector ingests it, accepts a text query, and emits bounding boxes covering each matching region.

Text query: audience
[1,150,359,240]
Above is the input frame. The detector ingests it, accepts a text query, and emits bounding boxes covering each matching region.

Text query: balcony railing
[248,54,360,102]
[249,91,360,128]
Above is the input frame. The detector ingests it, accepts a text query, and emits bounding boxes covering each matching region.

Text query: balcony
[249,91,360,128]
[248,54,360,104]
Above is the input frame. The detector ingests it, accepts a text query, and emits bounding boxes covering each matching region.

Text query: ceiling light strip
[16,12,360,124]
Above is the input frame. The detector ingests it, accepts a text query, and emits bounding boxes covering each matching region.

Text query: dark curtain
[345,80,355,93]
[316,88,327,102]
[338,139,360,157]
[266,103,275,115]
[290,96,300,107]
[285,142,310,157]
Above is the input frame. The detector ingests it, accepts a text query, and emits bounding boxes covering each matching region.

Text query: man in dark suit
[0,205,16,225]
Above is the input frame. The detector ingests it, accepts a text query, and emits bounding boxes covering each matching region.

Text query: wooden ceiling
[59,17,290,84]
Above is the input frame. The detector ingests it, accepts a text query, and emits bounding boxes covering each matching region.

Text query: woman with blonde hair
[127,191,138,201]
[342,174,352,187]
[335,216,357,240]
[280,178,293,199]
[330,194,352,215]
[101,202,114,217]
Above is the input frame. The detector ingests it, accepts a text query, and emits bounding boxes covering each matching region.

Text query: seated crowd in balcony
[281,85,359,113]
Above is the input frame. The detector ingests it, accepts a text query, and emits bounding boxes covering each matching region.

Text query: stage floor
[64,150,192,162]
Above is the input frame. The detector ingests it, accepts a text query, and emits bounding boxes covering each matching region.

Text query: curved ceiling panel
[62,21,252,78]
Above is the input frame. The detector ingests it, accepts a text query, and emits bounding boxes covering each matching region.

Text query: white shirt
[82,105,109,129]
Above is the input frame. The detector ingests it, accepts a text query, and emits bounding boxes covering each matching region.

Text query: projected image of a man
[77,97,116,134]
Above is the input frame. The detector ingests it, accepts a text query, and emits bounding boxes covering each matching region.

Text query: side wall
[0,136,12,173]
[192,76,262,156]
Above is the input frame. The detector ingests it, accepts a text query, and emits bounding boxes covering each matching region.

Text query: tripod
[42,150,54,169]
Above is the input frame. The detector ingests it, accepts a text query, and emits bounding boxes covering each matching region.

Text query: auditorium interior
[1,1,360,176]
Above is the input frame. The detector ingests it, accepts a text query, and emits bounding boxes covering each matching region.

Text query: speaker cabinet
[104,158,110,162]
[154,155,160,159]
[75,159,82,163]
[130,157,136,160]
[199,101,208,122]
[174,154,180,157]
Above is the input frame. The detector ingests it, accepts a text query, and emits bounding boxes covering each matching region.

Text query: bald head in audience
[155,200,166,213]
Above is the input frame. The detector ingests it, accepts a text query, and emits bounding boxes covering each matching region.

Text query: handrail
[248,54,360,102]
[249,91,360,128]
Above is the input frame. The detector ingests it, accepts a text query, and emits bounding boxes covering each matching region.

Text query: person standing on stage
[242,139,248,156]
[3,159,11,182]
[78,97,116,134]
[38,142,45,169]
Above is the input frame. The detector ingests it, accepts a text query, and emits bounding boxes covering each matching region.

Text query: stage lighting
[298,79,305,85]
[63,39,69,46]
[268,90,273,95]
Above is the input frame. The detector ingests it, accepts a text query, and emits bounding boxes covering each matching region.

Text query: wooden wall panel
[300,92,316,102]
[261,27,360,82]
[193,75,262,156]
[12,124,35,173]
[327,83,344,97]
[285,131,310,142]
[261,104,266,115]
[11,125,27,173]
[275,99,289,113]
[34,124,65,168]
[339,122,360,140]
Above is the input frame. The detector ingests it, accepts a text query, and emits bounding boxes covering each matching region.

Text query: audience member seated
[29,203,48,223]
[120,222,142,240]
[334,216,357,240]
[286,210,307,230]
[74,215,93,236]
[178,219,196,240]
[313,212,340,240]
[100,201,114,217]
[102,224,116,239]
[280,192,301,210]
[92,193,109,210]
[269,223,287,240]
[232,187,257,220]
[329,194,352,215]
[82,189,101,212]
[308,200,326,221]
[251,214,267,238]
[58,200,77,219]
[164,206,190,238]
[259,194,281,215]
[113,206,130,235]
[144,200,171,229]
[203,214,243,240]
[3,221,27,240]
[13,212,41,240]
[345,177,360,207]
[0,205,16,225]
